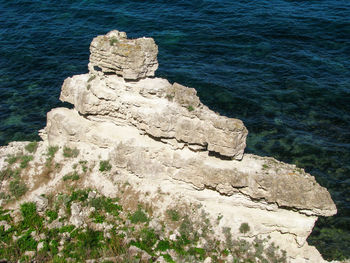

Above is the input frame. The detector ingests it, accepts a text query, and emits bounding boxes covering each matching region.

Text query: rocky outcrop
[89,30,158,80]
[59,74,247,159]
[46,107,335,218]
[0,30,337,263]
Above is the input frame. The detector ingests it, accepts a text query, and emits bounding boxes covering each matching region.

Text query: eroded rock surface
[0,30,337,263]
[45,107,336,218]
[59,74,248,159]
[89,30,158,80]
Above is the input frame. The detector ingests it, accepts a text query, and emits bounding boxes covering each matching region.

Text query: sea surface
[0,0,349,260]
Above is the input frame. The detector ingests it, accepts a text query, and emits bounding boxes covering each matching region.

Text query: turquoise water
[0,0,349,259]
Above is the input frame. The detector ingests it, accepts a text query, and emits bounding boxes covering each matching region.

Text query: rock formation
[0,30,337,262]
[89,30,158,80]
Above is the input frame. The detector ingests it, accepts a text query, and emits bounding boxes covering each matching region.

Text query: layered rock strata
[89,30,158,80]
[31,30,337,262]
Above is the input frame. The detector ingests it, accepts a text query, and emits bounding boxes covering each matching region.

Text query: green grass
[47,146,59,162]
[46,210,58,223]
[99,160,112,172]
[109,37,119,45]
[63,146,79,158]
[239,222,250,234]
[0,168,20,182]
[130,206,148,224]
[166,209,180,221]
[25,141,38,153]
[0,190,288,263]
[6,155,19,165]
[20,155,33,168]
[63,171,80,181]
[9,178,28,199]
[187,105,194,112]
[20,202,43,230]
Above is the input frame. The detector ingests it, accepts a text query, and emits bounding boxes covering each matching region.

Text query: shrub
[79,160,88,173]
[63,146,79,158]
[99,160,112,172]
[239,222,250,234]
[157,240,170,251]
[25,141,38,153]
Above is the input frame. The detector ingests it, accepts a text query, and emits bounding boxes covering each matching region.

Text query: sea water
[0,0,349,259]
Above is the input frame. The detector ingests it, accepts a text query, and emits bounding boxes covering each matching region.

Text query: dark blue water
[0,0,349,259]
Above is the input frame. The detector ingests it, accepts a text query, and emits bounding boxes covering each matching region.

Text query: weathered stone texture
[89,30,158,80]
[38,30,338,262]
[60,74,248,159]
[45,107,336,217]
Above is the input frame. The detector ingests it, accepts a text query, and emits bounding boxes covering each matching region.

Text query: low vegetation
[63,146,79,158]
[0,186,287,263]
[25,141,38,153]
[187,105,194,112]
[46,146,59,163]
[99,160,112,172]
[62,172,80,181]
[0,144,288,262]
[109,37,119,46]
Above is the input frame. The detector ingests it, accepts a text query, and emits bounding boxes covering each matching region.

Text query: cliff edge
[0,30,337,263]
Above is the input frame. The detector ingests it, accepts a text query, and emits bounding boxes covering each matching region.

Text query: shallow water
[0,0,349,259]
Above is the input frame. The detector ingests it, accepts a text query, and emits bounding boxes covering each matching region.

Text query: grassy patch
[6,154,19,165]
[46,210,58,223]
[166,209,180,222]
[46,146,59,162]
[99,160,112,172]
[0,168,20,182]
[9,178,28,198]
[20,155,33,168]
[63,171,80,181]
[25,141,38,153]
[63,146,79,158]
[187,105,194,112]
[20,202,43,230]
[239,222,250,234]
[130,206,148,224]
[109,37,119,46]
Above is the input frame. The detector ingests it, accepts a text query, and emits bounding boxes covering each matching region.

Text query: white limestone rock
[59,74,248,159]
[89,30,158,80]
